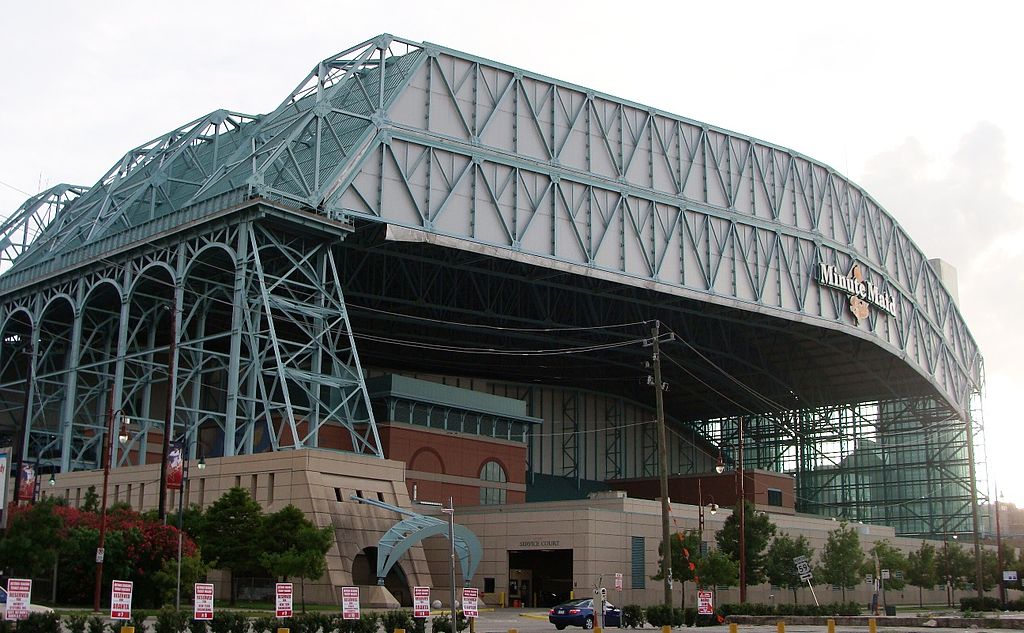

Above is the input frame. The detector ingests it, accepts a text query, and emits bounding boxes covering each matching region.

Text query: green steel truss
[0,35,984,536]
[0,203,382,470]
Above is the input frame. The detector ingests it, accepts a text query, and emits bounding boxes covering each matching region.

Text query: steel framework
[0,34,984,535]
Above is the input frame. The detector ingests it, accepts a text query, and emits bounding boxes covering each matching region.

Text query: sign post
[413,586,431,618]
[342,586,360,620]
[697,590,714,615]
[4,579,32,621]
[110,580,134,620]
[275,583,293,618]
[463,588,479,618]
[793,555,819,606]
[194,583,214,620]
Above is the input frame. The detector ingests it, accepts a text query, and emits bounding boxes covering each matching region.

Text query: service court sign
[110,580,133,620]
[275,583,293,618]
[194,583,214,620]
[4,579,32,621]
[413,587,431,618]
[342,586,360,620]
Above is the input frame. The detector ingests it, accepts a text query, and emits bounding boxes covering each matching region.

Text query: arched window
[479,460,507,505]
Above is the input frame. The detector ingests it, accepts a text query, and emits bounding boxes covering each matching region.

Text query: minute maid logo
[817,262,898,322]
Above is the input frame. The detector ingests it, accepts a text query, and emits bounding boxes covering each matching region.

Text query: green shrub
[16,612,61,633]
[250,617,276,633]
[380,611,413,633]
[960,596,1002,612]
[154,606,191,633]
[621,605,646,629]
[429,613,466,633]
[87,615,107,633]
[0,618,13,633]
[131,610,149,633]
[683,608,697,627]
[336,613,379,633]
[191,621,210,633]
[644,605,684,627]
[67,615,89,633]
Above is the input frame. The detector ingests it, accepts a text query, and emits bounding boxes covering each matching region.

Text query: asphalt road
[464,608,1024,633]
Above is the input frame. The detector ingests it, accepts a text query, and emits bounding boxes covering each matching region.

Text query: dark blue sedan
[548,598,621,629]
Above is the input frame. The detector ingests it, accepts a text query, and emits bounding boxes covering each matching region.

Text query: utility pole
[158,304,178,521]
[738,417,747,603]
[650,321,672,608]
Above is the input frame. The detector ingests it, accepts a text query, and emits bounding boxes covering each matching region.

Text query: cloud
[861,123,1024,502]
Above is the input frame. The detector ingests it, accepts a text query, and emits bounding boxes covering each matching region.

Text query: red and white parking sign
[275,583,293,618]
[110,580,134,620]
[4,579,32,621]
[413,586,431,618]
[194,583,214,620]
[462,588,479,618]
[697,590,713,615]
[342,586,360,620]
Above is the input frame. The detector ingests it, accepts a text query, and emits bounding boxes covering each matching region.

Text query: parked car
[548,598,621,629]
[0,586,53,618]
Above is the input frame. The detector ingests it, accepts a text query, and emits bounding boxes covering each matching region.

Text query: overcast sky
[1,1,1022,505]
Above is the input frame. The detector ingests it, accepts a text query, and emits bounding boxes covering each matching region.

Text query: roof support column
[223,221,249,457]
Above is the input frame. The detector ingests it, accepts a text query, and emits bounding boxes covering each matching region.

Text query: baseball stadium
[0,35,986,607]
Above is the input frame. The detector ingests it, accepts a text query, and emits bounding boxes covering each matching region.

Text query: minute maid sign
[817,262,898,322]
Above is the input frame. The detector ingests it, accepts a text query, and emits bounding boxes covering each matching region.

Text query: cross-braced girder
[0,201,382,476]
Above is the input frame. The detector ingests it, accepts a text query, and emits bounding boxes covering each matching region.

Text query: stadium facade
[0,35,986,606]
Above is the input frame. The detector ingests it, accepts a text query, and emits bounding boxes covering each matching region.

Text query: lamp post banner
[463,588,479,618]
[110,580,133,620]
[16,462,35,501]
[413,587,430,618]
[194,583,214,620]
[342,586,360,619]
[166,441,184,490]
[275,583,293,618]
[615,573,623,591]
[4,579,32,621]
[0,451,8,509]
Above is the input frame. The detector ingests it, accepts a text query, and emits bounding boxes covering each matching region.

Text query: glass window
[767,488,783,506]
[479,460,507,505]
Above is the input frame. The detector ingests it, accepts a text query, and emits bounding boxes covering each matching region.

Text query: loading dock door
[508,549,572,607]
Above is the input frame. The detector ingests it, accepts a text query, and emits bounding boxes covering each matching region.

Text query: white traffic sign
[194,583,214,620]
[110,580,133,620]
[4,579,31,621]
[697,590,713,615]
[614,573,623,591]
[275,583,293,618]
[95,547,105,563]
[413,586,431,618]
[342,586,360,620]
[881,569,890,580]
[463,588,479,618]
[793,555,813,582]
[1004,570,1019,582]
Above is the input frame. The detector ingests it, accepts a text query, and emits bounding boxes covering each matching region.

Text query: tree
[937,540,973,591]
[906,541,938,607]
[81,485,100,513]
[655,531,703,610]
[0,499,63,578]
[818,522,864,601]
[861,540,908,591]
[259,504,335,612]
[765,533,814,603]
[696,550,737,606]
[716,500,777,587]
[197,487,265,605]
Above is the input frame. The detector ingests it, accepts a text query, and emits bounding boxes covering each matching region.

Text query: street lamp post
[944,533,958,607]
[93,403,130,612]
[175,432,206,610]
[416,495,458,630]
[696,479,718,544]
[996,487,1006,606]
